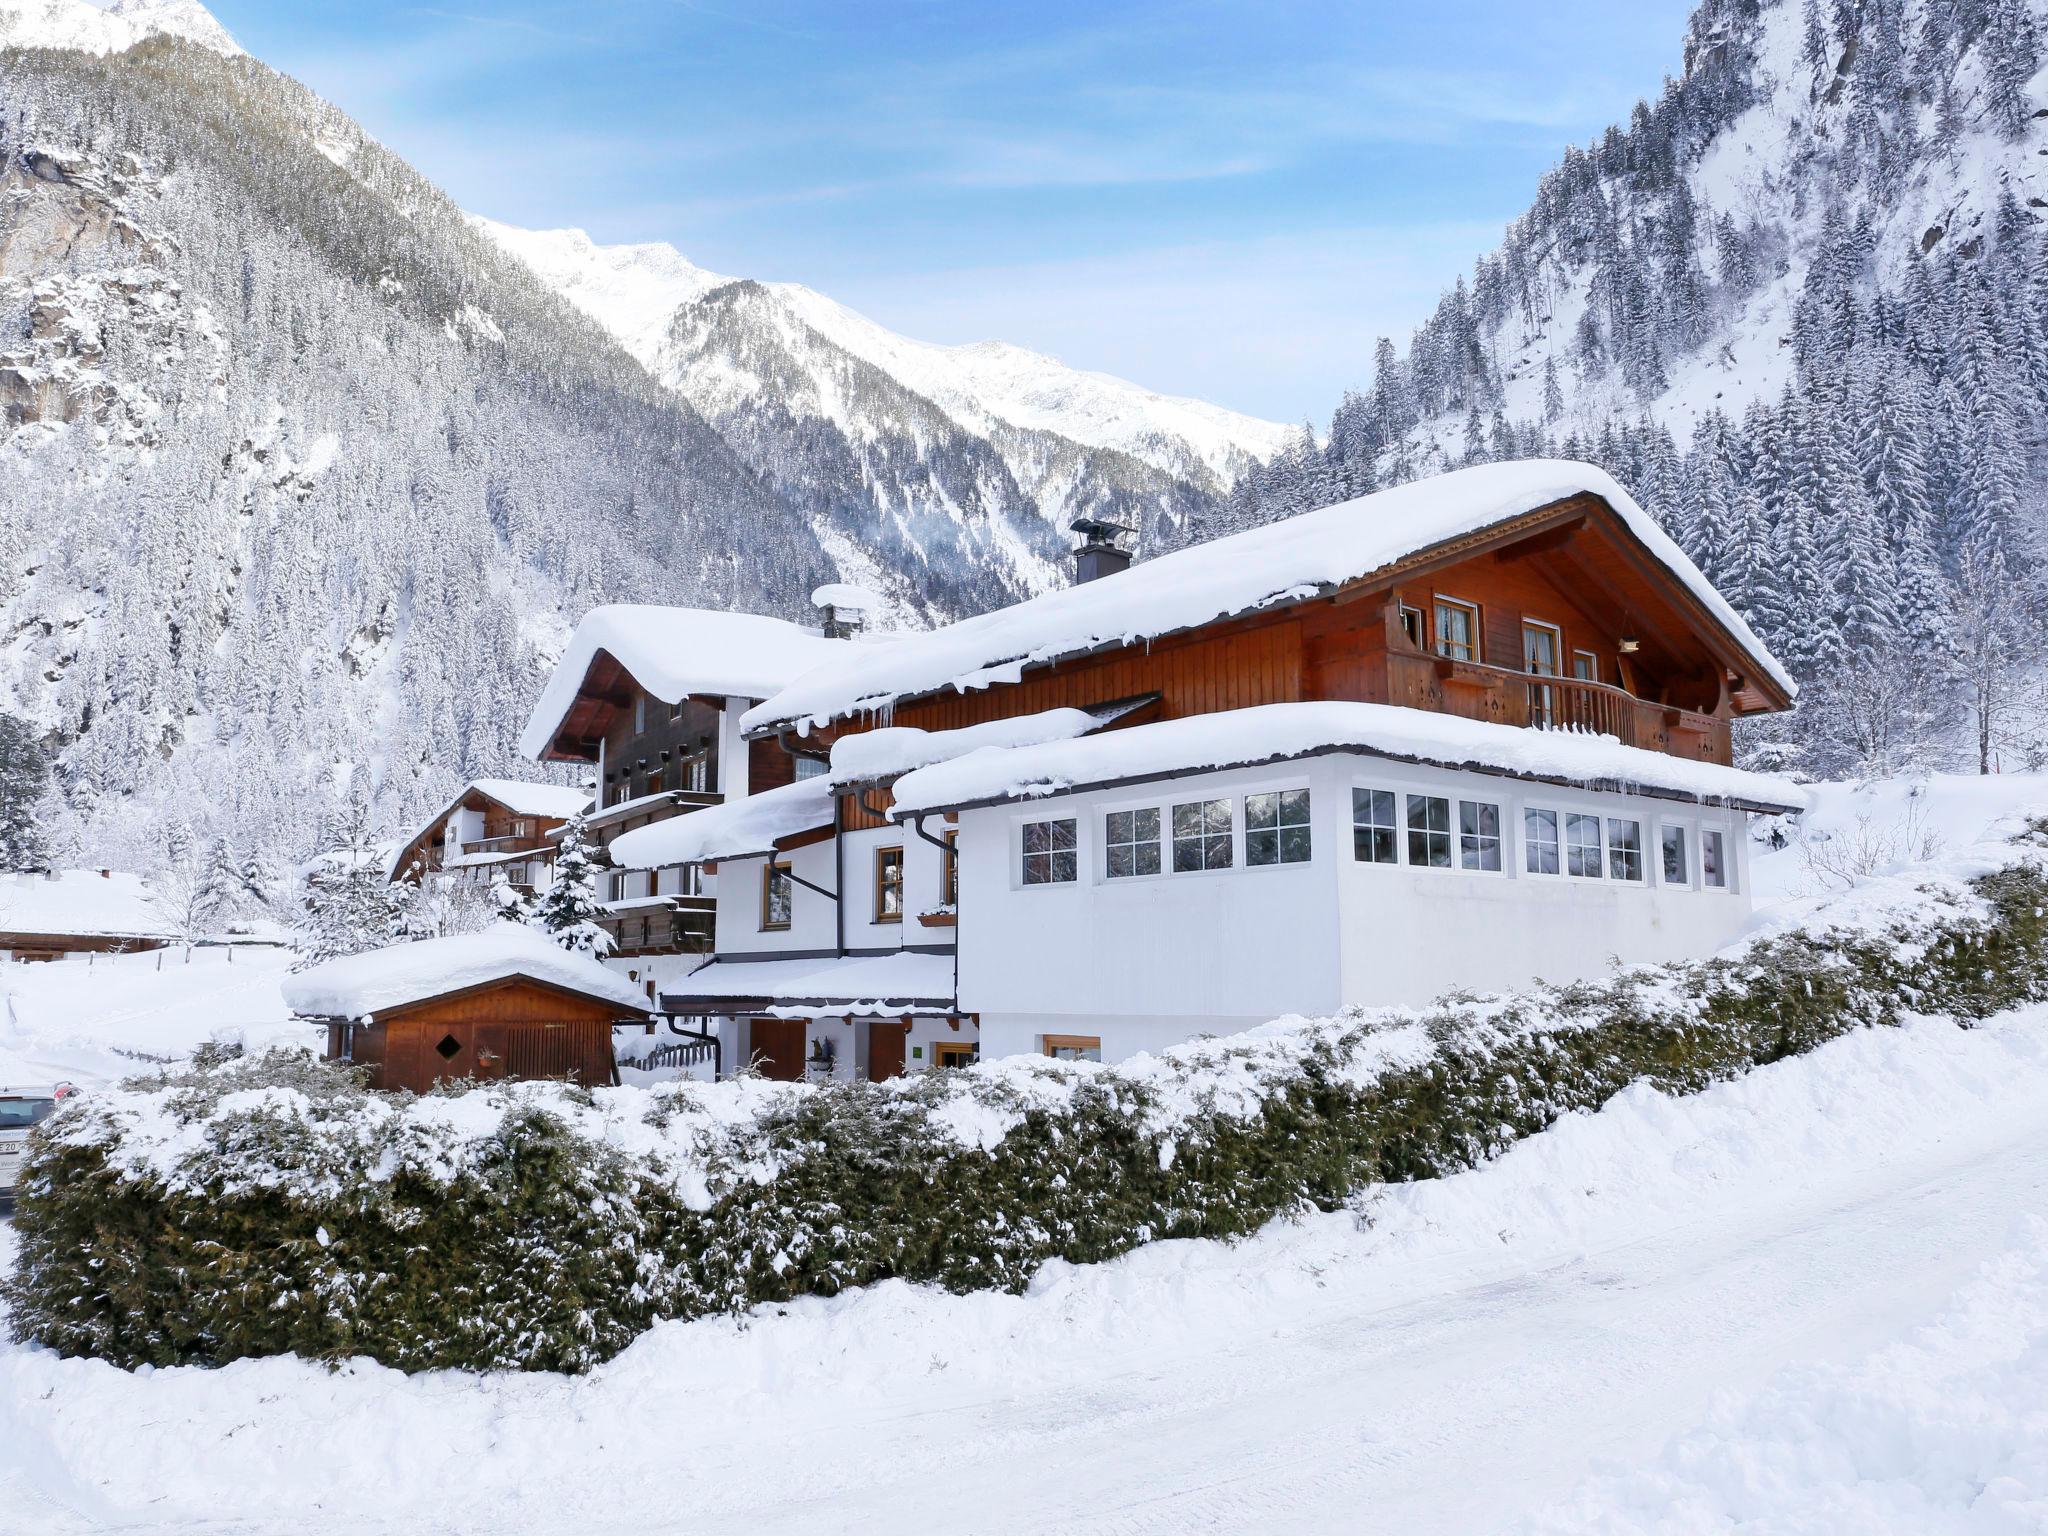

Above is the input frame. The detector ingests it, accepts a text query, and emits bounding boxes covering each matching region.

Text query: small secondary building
[387,778,593,897]
[0,870,177,962]
[286,926,653,1092]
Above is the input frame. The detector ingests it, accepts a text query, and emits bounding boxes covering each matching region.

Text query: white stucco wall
[956,755,1755,1064]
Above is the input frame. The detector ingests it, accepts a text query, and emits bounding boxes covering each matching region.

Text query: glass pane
[1107,844,1133,879]
[1247,829,1278,866]
[1703,831,1727,887]
[1280,789,1311,826]
[1661,826,1688,885]
[1050,851,1077,883]
[1023,822,1050,855]
[1051,819,1076,851]
[1172,802,1202,839]
[1205,833,1234,869]
[1173,837,1203,873]
[1246,793,1278,831]
[1135,841,1160,876]
[1279,825,1312,863]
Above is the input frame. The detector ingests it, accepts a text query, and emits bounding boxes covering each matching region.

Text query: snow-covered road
[3,1007,2045,1533]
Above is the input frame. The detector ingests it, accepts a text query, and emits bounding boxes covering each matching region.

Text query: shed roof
[283,926,651,1020]
[0,870,176,940]
[743,461,1795,736]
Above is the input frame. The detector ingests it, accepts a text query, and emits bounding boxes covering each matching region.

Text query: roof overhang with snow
[521,606,842,763]
[658,950,957,1018]
[742,461,1796,739]
[282,926,652,1021]
[884,702,1810,819]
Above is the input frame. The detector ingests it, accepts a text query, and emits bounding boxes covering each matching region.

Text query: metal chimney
[1070,517,1134,583]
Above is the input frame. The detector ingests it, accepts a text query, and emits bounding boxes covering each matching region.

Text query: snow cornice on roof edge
[741,461,1795,738]
[885,702,1809,819]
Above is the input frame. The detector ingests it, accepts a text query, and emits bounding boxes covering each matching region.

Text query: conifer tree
[0,714,52,874]
[529,815,613,957]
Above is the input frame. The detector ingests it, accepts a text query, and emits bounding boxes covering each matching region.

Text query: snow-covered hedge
[8,836,2048,1375]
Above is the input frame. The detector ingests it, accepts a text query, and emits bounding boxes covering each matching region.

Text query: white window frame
[1245,787,1313,869]
[1405,792,1454,869]
[1700,826,1732,892]
[1019,816,1079,887]
[1523,804,1563,878]
[1103,804,1164,881]
[1352,786,1401,866]
[1606,817,1645,883]
[1458,798,1506,874]
[1432,595,1483,663]
[1571,649,1600,683]
[1170,796,1236,875]
[1657,821,1694,889]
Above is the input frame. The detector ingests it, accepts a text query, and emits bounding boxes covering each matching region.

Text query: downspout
[909,812,961,1024]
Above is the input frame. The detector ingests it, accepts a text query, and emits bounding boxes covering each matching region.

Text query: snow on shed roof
[519,605,843,760]
[608,705,1139,871]
[0,869,176,940]
[282,925,651,1020]
[661,950,956,1016]
[887,701,1810,818]
[744,461,1795,735]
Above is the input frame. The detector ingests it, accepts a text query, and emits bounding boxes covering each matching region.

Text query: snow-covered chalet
[525,461,1804,1076]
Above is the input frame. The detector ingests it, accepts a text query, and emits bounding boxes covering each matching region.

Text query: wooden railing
[1385,653,1731,765]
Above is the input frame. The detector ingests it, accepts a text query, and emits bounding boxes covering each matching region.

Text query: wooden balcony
[1387,653,1732,765]
[459,834,556,856]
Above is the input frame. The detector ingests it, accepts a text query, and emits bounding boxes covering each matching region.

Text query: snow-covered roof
[887,701,1809,818]
[660,950,956,1016]
[608,704,1142,871]
[811,582,886,612]
[611,777,835,869]
[282,925,651,1020]
[0,870,175,940]
[745,461,1794,735]
[520,605,843,760]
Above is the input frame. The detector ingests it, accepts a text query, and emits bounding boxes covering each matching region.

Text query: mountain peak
[0,0,243,58]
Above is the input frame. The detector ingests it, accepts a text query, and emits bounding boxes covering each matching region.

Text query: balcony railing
[1386,653,1731,764]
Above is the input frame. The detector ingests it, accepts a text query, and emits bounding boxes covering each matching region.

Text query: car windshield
[0,1097,56,1130]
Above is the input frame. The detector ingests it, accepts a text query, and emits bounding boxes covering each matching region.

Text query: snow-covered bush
[8,836,2048,1376]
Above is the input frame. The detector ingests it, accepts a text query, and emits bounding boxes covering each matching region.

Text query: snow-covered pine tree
[294,790,403,967]
[529,815,613,957]
[0,714,53,873]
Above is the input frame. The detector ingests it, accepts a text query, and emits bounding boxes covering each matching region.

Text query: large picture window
[1172,799,1234,872]
[1407,794,1452,868]
[1105,808,1162,878]
[1459,800,1502,871]
[1246,789,1312,866]
[1525,808,1560,875]
[1607,819,1643,882]
[761,861,793,930]
[1566,813,1603,878]
[1021,819,1078,885]
[1353,788,1399,864]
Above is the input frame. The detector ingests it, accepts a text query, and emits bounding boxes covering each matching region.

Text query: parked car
[0,1086,70,1203]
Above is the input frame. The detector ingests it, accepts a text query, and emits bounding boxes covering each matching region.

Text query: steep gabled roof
[743,461,1794,737]
[521,605,843,762]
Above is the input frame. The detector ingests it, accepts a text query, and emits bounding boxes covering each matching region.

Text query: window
[1702,829,1728,889]
[1407,794,1452,868]
[1353,788,1399,864]
[1171,799,1234,872]
[933,1040,978,1069]
[1525,808,1560,874]
[1021,818,1078,885]
[1105,807,1162,878]
[1607,818,1644,882]
[1434,598,1481,662]
[669,699,683,722]
[874,846,905,921]
[942,829,959,905]
[634,695,647,733]
[1661,824,1690,886]
[1572,651,1599,682]
[1566,813,1603,878]
[761,861,792,930]
[1043,1034,1101,1062]
[1399,604,1425,649]
[1459,800,1503,871]
[1524,621,1560,727]
[794,756,828,780]
[1246,789,1312,866]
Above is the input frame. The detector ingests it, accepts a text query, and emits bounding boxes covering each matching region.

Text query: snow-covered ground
[0,771,2045,1532]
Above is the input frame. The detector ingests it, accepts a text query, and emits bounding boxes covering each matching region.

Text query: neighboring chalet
[0,870,176,962]
[519,605,844,990]
[595,459,1803,1072]
[288,925,652,1092]
[387,778,593,897]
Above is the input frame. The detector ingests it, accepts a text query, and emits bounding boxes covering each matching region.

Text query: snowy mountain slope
[480,220,1293,494]
[0,2,839,869]
[0,0,240,56]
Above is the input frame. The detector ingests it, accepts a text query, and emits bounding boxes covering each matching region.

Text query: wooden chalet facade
[388,780,592,897]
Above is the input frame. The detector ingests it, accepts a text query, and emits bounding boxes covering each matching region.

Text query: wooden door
[867,1020,909,1081]
[749,1017,807,1081]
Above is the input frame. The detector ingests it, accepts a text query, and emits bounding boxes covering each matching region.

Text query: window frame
[1521,619,1562,676]
[1458,798,1505,874]
[1572,650,1600,683]
[1606,817,1645,883]
[1432,595,1483,663]
[941,828,959,905]
[1398,603,1425,650]
[1020,816,1079,887]
[873,845,905,923]
[634,694,647,734]
[1701,827,1731,891]
[1406,792,1454,869]
[1170,797,1235,874]
[1042,1034,1102,1062]
[1565,810,1604,880]
[760,860,793,931]
[1524,805,1562,877]
[1104,804,1164,880]
[1659,822,1693,889]
[1244,788,1313,868]
[1352,786,1401,866]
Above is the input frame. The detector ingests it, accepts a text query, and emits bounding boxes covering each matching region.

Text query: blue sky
[206,0,1695,423]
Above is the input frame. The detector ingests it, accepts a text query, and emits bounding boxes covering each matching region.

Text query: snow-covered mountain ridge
[0,0,240,57]
[476,219,1292,494]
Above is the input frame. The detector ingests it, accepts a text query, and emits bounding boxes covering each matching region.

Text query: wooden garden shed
[285,927,652,1093]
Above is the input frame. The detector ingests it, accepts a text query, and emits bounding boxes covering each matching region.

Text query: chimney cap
[1069,516,1132,547]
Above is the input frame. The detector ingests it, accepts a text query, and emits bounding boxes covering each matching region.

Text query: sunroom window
[1021,818,1078,885]
[1661,824,1689,886]
[1353,788,1399,864]
[1566,812,1603,878]
[1407,794,1452,868]
[1702,829,1728,889]
[1607,819,1643,882]
[1171,799,1234,872]
[1459,800,1502,871]
[1105,808,1161,878]
[1525,808,1560,875]
[1246,790,1312,866]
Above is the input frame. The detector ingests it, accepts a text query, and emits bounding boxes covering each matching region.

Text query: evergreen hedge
[7,838,2048,1376]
